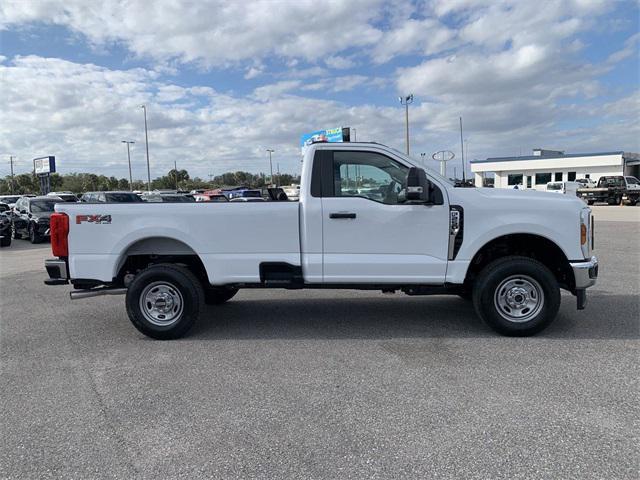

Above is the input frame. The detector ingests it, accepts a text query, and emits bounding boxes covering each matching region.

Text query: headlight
[580,208,591,258]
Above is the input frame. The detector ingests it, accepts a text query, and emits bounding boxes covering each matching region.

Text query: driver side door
[321,150,450,284]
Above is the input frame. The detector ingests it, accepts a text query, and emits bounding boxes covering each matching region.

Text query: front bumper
[570,256,598,289]
[44,258,69,285]
[569,256,598,310]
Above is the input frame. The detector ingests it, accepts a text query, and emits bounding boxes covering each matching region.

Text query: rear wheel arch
[114,236,210,288]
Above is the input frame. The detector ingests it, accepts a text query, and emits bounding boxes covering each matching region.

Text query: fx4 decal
[76,214,112,225]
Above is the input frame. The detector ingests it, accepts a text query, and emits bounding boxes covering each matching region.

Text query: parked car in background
[0,195,23,209]
[546,181,579,196]
[577,176,640,205]
[229,197,266,202]
[12,196,61,243]
[47,192,79,202]
[194,191,229,202]
[226,188,263,200]
[81,191,143,203]
[141,193,196,203]
[0,210,11,247]
[575,178,596,189]
[281,184,300,200]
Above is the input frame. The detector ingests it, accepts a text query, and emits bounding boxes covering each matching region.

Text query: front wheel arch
[464,233,574,292]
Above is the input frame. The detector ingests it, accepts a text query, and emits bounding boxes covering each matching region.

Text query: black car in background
[81,191,143,203]
[12,196,60,244]
[0,204,11,247]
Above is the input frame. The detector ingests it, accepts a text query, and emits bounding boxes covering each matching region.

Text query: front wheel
[0,234,10,247]
[472,256,561,336]
[29,223,42,244]
[126,264,204,340]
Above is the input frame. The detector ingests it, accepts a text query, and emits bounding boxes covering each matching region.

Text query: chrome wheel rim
[494,275,544,323]
[139,281,184,326]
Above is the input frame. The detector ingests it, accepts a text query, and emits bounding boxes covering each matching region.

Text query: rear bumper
[44,258,69,285]
[570,256,598,290]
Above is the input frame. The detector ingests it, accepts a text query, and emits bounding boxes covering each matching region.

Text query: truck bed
[55,202,301,284]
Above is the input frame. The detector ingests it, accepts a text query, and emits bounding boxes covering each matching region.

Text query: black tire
[587,200,595,206]
[472,256,561,336]
[607,195,622,206]
[626,199,637,206]
[204,286,238,305]
[29,223,42,244]
[125,264,204,340]
[0,235,10,247]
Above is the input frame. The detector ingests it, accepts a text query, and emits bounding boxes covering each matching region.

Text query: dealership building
[471,149,640,189]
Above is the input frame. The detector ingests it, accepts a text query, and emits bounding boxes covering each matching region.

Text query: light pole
[459,116,465,183]
[399,94,413,155]
[121,141,135,190]
[8,156,15,194]
[140,104,151,191]
[266,149,274,186]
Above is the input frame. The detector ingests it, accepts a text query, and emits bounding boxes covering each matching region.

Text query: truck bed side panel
[55,202,301,284]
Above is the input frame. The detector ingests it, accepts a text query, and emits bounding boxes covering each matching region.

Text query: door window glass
[536,173,552,184]
[508,174,523,186]
[332,152,409,205]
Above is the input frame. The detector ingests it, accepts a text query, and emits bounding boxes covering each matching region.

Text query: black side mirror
[406,167,428,202]
[406,167,444,205]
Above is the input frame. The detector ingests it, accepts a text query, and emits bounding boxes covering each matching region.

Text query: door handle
[329,212,356,219]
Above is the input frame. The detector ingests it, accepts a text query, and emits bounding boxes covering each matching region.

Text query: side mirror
[406,167,428,202]
[406,167,443,205]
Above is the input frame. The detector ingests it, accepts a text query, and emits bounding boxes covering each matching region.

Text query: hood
[449,186,586,210]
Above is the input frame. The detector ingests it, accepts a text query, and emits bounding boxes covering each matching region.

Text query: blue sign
[300,127,347,155]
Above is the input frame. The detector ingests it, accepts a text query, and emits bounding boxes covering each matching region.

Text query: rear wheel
[586,200,595,206]
[126,264,204,340]
[607,195,622,205]
[472,256,561,336]
[0,234,10,247]
[204,286,238,305]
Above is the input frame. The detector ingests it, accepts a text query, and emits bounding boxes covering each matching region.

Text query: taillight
[50,212,69,257]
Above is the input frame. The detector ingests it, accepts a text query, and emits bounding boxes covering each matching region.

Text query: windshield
[105,193,143,202]
[546,183,563,190]
[30,200,57,213]
[626,176,639,185]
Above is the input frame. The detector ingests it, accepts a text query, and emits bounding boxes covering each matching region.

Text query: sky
[0,0,638,181]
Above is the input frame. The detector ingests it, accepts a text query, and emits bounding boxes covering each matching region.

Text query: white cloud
[0,0,386,68]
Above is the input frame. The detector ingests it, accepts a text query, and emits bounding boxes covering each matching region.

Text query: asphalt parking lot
[1,206,638,479]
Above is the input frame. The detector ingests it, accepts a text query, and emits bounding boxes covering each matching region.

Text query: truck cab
[45,142,598,339]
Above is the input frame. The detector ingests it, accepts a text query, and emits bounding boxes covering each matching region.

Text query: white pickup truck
[45,142,598,339]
